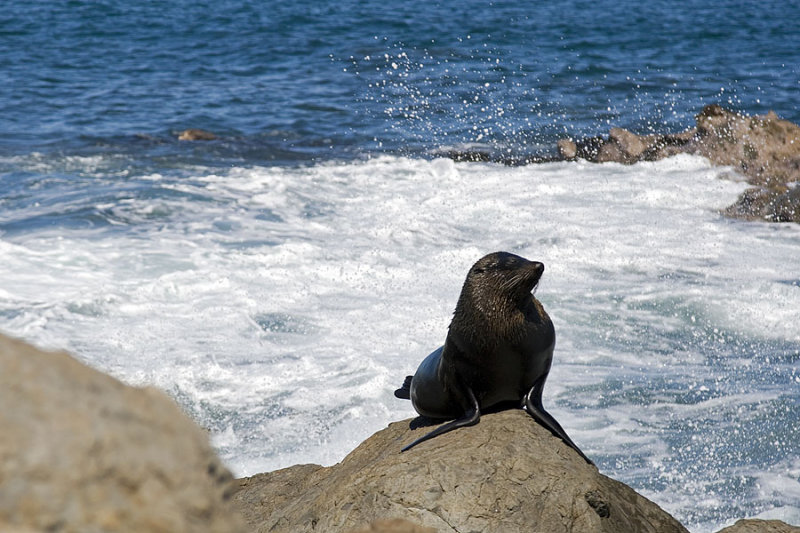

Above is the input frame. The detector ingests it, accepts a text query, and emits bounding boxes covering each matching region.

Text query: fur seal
[395,251,592,464]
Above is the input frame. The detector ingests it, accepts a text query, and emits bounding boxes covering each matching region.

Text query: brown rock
[560,105,800,183]
[595,133,629,163]
[692,106,800,187]
[609,127,650,160]
[715,518,800,533]
[347,517,437,533]
[695,103,739,136]
[178,128,217,141]
[558,105,800,224]
[230,409,688,533]
[232,464,324,529]
[0,333,244,533]
[557,138,578,159]
[641,129,698,160]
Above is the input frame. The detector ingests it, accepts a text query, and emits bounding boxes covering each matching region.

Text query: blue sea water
[2,1,800,531]
[2,0,799,161]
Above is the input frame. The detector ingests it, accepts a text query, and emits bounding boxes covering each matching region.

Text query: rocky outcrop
[716,519,800,533]
[558,105,800,223]
[692,106,800,188]
[231,409,688,533]
[0,333,244,532]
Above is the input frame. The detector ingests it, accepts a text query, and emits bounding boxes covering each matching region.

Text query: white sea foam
[1,154,799,531]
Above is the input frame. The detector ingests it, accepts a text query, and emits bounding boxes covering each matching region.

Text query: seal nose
[522,260,544,286]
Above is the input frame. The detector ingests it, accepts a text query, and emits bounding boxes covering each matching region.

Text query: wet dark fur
[395,251,593,464]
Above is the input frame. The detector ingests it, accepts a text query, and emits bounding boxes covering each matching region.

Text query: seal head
[395,251,592,464]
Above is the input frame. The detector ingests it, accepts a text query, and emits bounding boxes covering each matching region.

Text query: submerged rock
[435,147,560,166]
[231,409,688,533]
[559,105,800,224]
[178,128,217,141]
[0,333,243,533]
[722,185,800,223]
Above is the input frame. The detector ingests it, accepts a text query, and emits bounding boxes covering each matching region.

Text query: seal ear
[394,376,413,400]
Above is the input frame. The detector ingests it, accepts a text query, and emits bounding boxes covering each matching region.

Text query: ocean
[1,1,799,531]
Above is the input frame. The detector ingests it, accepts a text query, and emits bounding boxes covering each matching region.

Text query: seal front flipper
[524,375,594,465]
[394,375,413,400]
[401,386,480,452]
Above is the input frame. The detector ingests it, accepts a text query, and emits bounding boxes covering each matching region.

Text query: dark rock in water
[715,519,800,533]
[565,127,696,165]
[558,105,800,224]
[773,186,800,222]
[574,135,608,161]
[0,333,244,533]
[178,128,217,141]
[438,148,494,163]
[724,185,800,223]
[723,187,781,220]
[230,409,688,533]
[436,148,560,166]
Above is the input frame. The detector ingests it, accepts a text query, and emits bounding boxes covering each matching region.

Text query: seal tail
[394,375,413,400]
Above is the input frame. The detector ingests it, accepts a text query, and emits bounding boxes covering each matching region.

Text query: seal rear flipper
[394,375,413,400]
[524,376,594,465]
[401,386,479,452]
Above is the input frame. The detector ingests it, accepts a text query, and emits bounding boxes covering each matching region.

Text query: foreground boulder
[559,105,800,223]
[0,333,243,532]
[231,409,688,533]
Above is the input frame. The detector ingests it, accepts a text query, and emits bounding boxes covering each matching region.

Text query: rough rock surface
[558,105,800,223]
[231,409,688,533]
[347,518,436,533]
[0,333,243,533]
[715,519,800,533]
